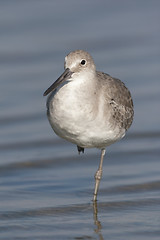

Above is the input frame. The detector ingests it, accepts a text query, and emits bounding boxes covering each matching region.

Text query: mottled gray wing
[97,71,134,131]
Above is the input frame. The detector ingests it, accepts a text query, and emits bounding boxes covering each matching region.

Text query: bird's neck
[70,71,97,98]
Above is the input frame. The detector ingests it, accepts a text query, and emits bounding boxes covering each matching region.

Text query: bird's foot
[77,145,84,154]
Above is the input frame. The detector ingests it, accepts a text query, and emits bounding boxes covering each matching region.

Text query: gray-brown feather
[97,71,134,131]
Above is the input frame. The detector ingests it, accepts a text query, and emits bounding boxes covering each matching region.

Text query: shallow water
[1,1,160,239]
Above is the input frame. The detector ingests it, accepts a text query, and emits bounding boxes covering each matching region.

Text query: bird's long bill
[43,68,73,96]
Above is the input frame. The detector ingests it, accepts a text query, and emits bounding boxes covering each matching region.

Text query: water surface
[0,1,160,239]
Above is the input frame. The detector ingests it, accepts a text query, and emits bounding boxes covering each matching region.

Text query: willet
[43,50,134,201]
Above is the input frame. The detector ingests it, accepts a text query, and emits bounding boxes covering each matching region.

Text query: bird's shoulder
[96,71,132,107]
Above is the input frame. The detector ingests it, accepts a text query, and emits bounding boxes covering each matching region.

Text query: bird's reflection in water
[93,201,104,240]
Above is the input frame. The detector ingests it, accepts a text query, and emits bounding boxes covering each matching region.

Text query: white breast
[47,76,125,148]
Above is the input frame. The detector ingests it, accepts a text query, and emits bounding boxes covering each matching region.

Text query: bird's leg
[93,148,106,201]
[77,145,84,154]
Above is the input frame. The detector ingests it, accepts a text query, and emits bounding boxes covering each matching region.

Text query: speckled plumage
[44,50,134,201]
[96,71,134,131]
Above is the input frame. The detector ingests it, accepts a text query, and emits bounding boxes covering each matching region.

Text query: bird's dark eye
[80,60,86,65]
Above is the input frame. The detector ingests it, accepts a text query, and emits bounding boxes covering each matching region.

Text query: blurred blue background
[0,1,160,239]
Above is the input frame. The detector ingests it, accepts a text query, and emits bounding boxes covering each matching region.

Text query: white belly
[47,82,125,148]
